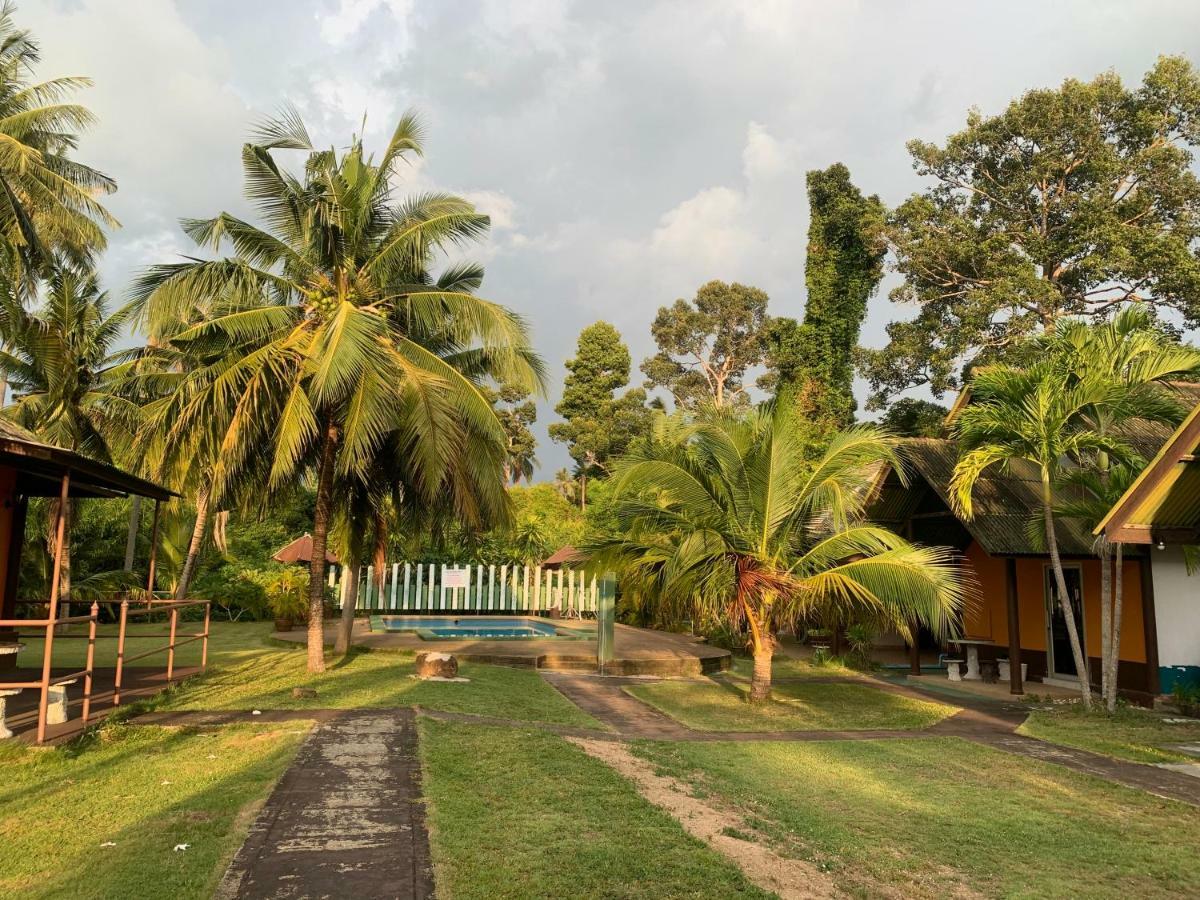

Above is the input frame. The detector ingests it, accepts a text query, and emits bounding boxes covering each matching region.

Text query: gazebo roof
[273,533,339,565]
[0,417,175,500]
[542,545,585,569]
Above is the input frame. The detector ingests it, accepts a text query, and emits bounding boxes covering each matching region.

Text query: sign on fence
[334,561,598,615]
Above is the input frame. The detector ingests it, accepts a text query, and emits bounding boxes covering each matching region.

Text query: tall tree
[879,398,948,438]
[765,165,884,431]
[641,280,770,410]
[591,407,965,702]
[134,109,541,673]
[863,56,1200,408]
[550,321,650,506]
[483,379,537,485]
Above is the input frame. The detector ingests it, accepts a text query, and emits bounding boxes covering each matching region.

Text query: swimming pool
[370,615,588,640]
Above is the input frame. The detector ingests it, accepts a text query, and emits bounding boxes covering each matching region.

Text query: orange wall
[959,541,1146,663]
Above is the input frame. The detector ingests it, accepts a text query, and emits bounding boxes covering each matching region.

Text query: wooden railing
[113,598,211,707]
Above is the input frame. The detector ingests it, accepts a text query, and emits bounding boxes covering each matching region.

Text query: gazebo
[0,418,182,742]
[273,533,340,566]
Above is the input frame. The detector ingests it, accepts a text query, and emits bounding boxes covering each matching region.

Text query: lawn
[419,720,769,899]
[726,653,863,681]
[1020,701,1200,764]
[0,723,306,899]
[158,643,602,728]
[627,677,957,731]
[634,737,1200,898]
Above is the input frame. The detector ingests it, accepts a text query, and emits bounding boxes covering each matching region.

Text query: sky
[24,0,1200,477]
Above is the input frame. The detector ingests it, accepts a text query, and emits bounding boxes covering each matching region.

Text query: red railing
[0,603,100,744]
[1,596,210,743]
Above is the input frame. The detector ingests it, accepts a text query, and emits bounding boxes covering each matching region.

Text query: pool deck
[274,618,731,676]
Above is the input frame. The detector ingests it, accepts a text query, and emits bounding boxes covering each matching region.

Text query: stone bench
[944,659,965,682]
[0,688,19,739]
[47,679,77,726]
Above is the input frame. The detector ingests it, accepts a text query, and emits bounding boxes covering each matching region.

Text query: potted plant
[265,569,308,632]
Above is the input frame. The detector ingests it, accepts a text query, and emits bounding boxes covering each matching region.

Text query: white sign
[443,567,471,589]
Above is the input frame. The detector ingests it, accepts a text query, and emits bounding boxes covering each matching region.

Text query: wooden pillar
[1140,553,1160,697]
[37,472,70,743]
[908,624,922,675]
[1005,557,1023,695]
[146,499,161,595]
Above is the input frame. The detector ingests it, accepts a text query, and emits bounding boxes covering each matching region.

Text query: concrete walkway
[216,710,434,900]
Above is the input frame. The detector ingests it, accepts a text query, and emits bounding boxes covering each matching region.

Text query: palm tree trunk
[745,607,774,703]
[1042,488,1092,709]
[123,495,142,572]
[373,510,388,588]
[1107,543,1125,712]
[1098,541,1112,708]
[334,560,361,656]
[306,420,338,674]
[174,485,210,601]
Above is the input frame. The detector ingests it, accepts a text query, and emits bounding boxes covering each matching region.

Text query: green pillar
[597,572,616,674]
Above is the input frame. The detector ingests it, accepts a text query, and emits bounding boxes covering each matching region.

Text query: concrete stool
[945,659,964,682]
[46,679,76,726]
[0,688,20,739]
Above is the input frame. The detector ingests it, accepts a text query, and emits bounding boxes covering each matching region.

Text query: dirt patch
[569,737,838,900]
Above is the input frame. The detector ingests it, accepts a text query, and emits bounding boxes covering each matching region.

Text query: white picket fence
[333,562,598,615]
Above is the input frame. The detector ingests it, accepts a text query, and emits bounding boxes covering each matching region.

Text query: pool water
[372,615,584,640]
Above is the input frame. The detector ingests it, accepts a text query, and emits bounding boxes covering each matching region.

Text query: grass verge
[419,720,769,898]
[158,645,602,728]
[627,678,957,731]
[634,736,1200,898]
[16,620,281,670]
[1020,700,1200,763]
[0,723,305,898]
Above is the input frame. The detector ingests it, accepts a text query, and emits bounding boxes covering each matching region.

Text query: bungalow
[868,391,1200,710]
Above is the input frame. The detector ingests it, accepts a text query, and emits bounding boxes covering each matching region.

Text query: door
[1044,566,1085,678]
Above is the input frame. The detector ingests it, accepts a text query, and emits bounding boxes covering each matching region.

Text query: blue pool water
[376,616,565,639]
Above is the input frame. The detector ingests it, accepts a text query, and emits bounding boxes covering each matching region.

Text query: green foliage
[262,567,308,620]
[590,405,966,699]
[765,165,884,431]
[483,380,538,485]
[641,280,770,410]
[879,398,948,438]
[549,321,651,483]
[864,56,1200,407]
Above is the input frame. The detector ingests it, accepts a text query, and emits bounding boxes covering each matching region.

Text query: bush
[263,568,308,621]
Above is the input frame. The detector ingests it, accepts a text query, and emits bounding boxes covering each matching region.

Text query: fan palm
[950,363,1147,709]
[590,406,966,702]
[133,109,542,672]
[0,268,139,609]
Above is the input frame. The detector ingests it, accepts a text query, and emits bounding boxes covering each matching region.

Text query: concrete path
[216,710,434,900]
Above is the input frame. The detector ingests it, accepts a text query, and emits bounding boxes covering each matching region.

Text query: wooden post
[146,499,160,596]
[908,622,921,676]
[114,599,129,706]
[36,472,70,744]
[167,606,178,681]
[1006,557,1023,695]
[81,602,98,725]
[202,601,211,670]
[1140,553,1160,697]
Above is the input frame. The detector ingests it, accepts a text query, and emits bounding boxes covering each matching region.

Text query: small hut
[541,545,585,570]
[272,534,339,566]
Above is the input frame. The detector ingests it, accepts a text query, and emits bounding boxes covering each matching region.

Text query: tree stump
[415,652,459,679]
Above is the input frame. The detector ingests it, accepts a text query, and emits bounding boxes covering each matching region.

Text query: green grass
[1020,701,1200,764]
[158,644,602,728]
[634,737,1200,898]
[15,620,279,670]
[727,653,862,681]
[627,678,957,731]
[0,723,305,898]
[419,720,769,899]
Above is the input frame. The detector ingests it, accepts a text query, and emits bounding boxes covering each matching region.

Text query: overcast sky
[25,0,1200,476]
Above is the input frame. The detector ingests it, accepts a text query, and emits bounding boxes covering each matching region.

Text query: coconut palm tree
[0,0,117,284]
[950,364,1146,709]
[133,109,541,672]
[0,268,140,610]
[590,407,966,702]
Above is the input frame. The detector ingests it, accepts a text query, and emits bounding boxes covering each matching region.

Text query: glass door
[1044,566,1085,678]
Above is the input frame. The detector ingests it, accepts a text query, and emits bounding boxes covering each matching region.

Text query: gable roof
[869,438,1100,556]
[542,545,585,568]
[1095,400,1200,544]
[273,534,339,565]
